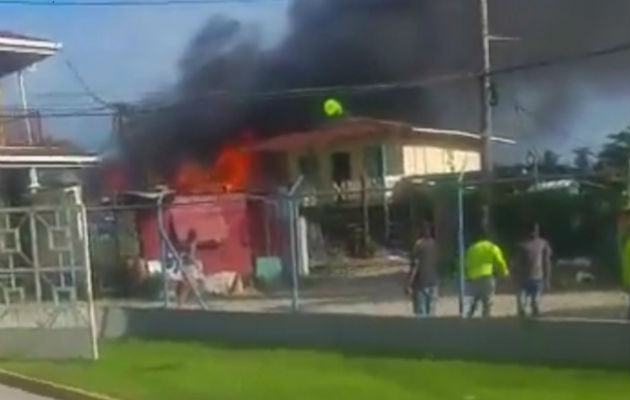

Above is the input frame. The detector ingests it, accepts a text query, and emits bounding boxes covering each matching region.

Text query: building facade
[251,118,503,204]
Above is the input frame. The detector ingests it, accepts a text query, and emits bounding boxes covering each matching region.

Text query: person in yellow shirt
[622,239,629,288]
[465,231,509,318]
[622,238,629,320]
[619,207,629,319]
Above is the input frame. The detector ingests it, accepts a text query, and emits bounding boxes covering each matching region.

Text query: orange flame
[173,135,253,194]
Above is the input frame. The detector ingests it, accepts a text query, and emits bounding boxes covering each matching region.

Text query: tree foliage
[573,147,593,173]
[596,128,630,182]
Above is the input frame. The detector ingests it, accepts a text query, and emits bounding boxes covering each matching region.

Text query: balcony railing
[0,110,45,145]
[299,177,392,207]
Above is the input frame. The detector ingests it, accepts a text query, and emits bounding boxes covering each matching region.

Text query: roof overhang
[0,32,61,78]
[0,154,100,168]
[249,117,515,152]
[410,126,515,144]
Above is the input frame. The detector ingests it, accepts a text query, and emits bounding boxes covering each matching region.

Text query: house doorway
[331,152,351,184]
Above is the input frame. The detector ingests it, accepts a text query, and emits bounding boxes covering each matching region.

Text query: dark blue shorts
[521,279,543,296]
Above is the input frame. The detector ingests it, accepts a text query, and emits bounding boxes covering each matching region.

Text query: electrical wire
[0,42,627,126]
[0,0,285,5]
[513,98,609,159]
[62,57,113,108]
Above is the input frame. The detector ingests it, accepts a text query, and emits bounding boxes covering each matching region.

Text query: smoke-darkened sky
[124,0,628,172]
[2,0,627,167]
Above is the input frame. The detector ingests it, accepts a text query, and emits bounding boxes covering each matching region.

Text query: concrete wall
[0,328,93,359]
[101,307,629,368]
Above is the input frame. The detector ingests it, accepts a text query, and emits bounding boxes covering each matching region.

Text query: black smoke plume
[121,0,629,181]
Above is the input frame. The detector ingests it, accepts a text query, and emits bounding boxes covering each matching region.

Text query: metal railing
[0,110,45,145]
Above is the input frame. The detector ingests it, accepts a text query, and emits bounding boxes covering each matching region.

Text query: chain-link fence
[87,193,299,312]
[291,176,628,319]
[85,177,629,321]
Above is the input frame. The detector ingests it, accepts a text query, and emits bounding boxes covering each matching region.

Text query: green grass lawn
[1,340,626,400]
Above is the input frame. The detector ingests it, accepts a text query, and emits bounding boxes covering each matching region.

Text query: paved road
[0,384,55,400]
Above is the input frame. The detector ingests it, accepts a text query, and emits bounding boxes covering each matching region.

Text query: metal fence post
[457,174,466,318]
[28,210,42,303]
[287,176,304,312]
[157,193,170,309]
[80,205,99,361]
[288,196,300,312]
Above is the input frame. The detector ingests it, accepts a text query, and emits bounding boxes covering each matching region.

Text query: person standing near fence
[406,222,439,317]
[513,223,552,318]
[464,230,509,318]
[177,229,201,307]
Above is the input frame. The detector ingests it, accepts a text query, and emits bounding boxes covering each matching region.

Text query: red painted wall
[136,195,253,276]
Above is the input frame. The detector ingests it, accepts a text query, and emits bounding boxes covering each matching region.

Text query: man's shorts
[520,279,543,296]
[467,276,495,299]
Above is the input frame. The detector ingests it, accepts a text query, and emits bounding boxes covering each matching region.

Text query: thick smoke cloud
[123,0,629,177]
[491,0,629,148]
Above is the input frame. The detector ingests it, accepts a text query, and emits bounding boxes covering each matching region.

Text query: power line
[62,57,113,108]
[513,98,608,154]
[126,41,630,112]
[6,41,629,115]
[0,42,628,125]
[491,43,630,77]
[1,105,109,112]
[30,91,97,98]
[0,0,285,5]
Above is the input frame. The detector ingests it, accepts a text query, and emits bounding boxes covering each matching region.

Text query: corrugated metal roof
[250,119,387,151]
[0,28,60,77]
[0,29,49,42]
[0,145,94,157]
[0,145,99,167]
[249,118,514,152]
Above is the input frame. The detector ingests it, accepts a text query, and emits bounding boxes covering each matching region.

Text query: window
[297,154,319,185]
[363,145,384,179]
[331,152,351,184]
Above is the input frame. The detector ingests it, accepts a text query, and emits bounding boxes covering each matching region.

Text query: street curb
[0,368,121,400]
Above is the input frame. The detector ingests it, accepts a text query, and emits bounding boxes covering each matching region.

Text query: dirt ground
[119,264,629,320]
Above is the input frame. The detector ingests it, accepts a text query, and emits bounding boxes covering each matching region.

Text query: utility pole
[480,0,493,176]
[479,0,493,232]
[527,149,540,188]
[478,0,520,232]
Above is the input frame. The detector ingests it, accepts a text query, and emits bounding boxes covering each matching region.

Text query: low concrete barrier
[101,307,629,368]
[0,328,93,359]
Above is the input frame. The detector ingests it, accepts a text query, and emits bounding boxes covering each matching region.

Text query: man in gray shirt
[406,222,439,317]
[514,223,552,317]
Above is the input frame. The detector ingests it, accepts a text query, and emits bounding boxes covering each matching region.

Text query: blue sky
[1,1,628,163]
[0,1,290,150]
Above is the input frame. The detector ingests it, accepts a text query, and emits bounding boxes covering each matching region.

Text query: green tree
[597,128,630,178]
[573,147,593,173]
[540,149,561,173]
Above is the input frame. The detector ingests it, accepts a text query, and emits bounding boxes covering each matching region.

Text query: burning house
[96,129,282,295]
[249,117,515,204]
[96,0,502,288]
